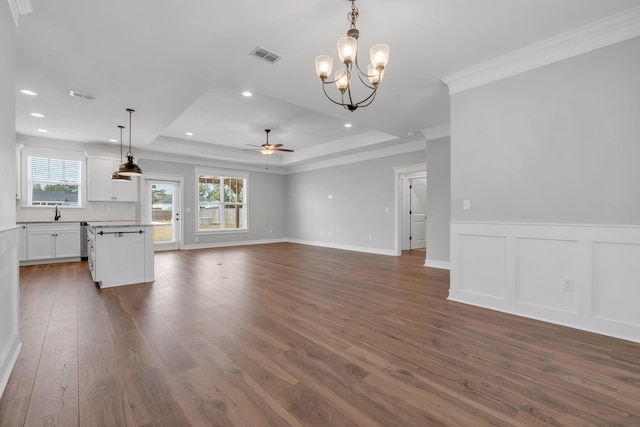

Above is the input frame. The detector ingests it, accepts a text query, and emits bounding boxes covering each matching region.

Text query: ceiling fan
[245,129,294,156]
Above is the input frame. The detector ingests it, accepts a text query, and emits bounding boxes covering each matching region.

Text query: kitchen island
[87,221,155,288]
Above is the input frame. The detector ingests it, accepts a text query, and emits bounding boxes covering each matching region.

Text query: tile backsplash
[16,201,138,223]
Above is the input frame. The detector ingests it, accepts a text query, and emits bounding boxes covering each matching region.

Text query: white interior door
[147,179,181,251]
[409,177,427,249]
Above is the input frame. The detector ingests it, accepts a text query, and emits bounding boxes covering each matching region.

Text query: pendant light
[111,125,131,181]
[118,108,143,176]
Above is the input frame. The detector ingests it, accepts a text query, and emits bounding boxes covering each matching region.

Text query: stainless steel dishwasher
[80,221,88,260]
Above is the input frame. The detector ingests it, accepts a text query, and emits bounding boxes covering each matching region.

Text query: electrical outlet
[369,235,373,241]
[195,237,199,242]
[562,277,574,291]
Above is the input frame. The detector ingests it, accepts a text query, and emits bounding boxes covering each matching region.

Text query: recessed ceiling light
[20,89,38,96]
[109,139,118,143]
[242,91,252,97]
[344,123,352,128]
[30,112,45,118]
[37,129,48,133]
[186,132,194,136]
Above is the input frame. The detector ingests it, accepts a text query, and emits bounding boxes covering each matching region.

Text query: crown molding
[418,123,450,141]
[441,6,640,95]
[7,0,32,27]
[286,138,426,174]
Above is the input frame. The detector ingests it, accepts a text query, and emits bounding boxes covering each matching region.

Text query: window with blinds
[28,156,82,206]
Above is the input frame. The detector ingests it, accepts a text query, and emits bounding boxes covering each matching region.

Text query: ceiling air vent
[249,46,282,64]
[69,90,96,101]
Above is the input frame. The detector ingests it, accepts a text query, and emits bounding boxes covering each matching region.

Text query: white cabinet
[87,155,138,202]
[88,224,154,288]
[26,223,80,261]
[18,224,27,261]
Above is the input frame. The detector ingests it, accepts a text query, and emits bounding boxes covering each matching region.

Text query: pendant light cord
[118,125,125,162]
[127,108,135,156]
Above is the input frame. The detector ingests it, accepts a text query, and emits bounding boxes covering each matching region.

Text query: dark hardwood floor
[1,243,640,426]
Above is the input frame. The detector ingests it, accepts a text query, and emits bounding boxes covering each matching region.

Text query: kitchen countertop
[88,221,158,228]
[17,220,85,224]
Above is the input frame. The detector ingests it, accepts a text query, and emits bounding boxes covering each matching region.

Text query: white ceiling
[14,0,640,168]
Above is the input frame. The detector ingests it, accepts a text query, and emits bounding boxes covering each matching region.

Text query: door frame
[393,163,426,256]
[141,173,185,251]
[405,174,427,250]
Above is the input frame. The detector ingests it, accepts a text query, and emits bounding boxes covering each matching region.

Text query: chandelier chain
[348,1,359,30]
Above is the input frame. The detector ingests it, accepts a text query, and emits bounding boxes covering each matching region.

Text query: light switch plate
[463,200,471,210]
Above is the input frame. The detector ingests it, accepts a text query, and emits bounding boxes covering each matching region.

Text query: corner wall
[425,138,451,268]
[286,151,427,255]
[0,3,21,397]
[449,37,640,342]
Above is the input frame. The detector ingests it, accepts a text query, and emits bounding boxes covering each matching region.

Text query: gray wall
[138,159,287,246]
[451,36,640,224]
[426,138,451,262]
[0,3,19,396]
[287,151,427,252]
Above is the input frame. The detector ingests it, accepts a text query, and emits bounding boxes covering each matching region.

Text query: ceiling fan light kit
[245,129,294,157]
[315,0,389,112]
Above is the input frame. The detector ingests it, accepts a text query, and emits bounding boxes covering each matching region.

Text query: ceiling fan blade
[272,144,283,148]
[246,144,262,148]
[275,148,294,152]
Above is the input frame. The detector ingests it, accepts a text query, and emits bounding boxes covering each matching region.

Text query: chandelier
[314,0,389,112]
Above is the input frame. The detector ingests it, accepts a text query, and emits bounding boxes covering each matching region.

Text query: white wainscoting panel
[450,222,640,343]
[0,227,22,397]
[458,234,506,299]
[592,242,640,327]
[516,238,579,313]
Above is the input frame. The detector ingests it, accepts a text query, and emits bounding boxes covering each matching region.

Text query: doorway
[408,176,427,249]
[393,163,427,256]
[144,177,183,251]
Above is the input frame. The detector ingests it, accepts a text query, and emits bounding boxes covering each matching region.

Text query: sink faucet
[54,205,61,221]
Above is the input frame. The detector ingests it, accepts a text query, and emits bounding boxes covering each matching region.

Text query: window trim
[22,147,86,209]
[195,168,249,233]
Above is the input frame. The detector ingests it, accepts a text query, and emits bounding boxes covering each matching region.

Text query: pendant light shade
[111,125,132,182]
[118,108,143,176]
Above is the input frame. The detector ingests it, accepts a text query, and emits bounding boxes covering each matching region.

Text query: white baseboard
[0,331,21,398]
[424,259,450,270]
[20,256,81,266]
[286,239,397,256]
[182,238,397,256]
[182,238,287,251]
[451,221,640,343]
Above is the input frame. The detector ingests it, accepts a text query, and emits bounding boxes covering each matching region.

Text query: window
[197,172,247,231]
[28,156,82,207]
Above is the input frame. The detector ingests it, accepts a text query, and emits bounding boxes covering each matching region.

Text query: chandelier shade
[337,37,357,64]
[314,0,389,112]
[315,55,333,79]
